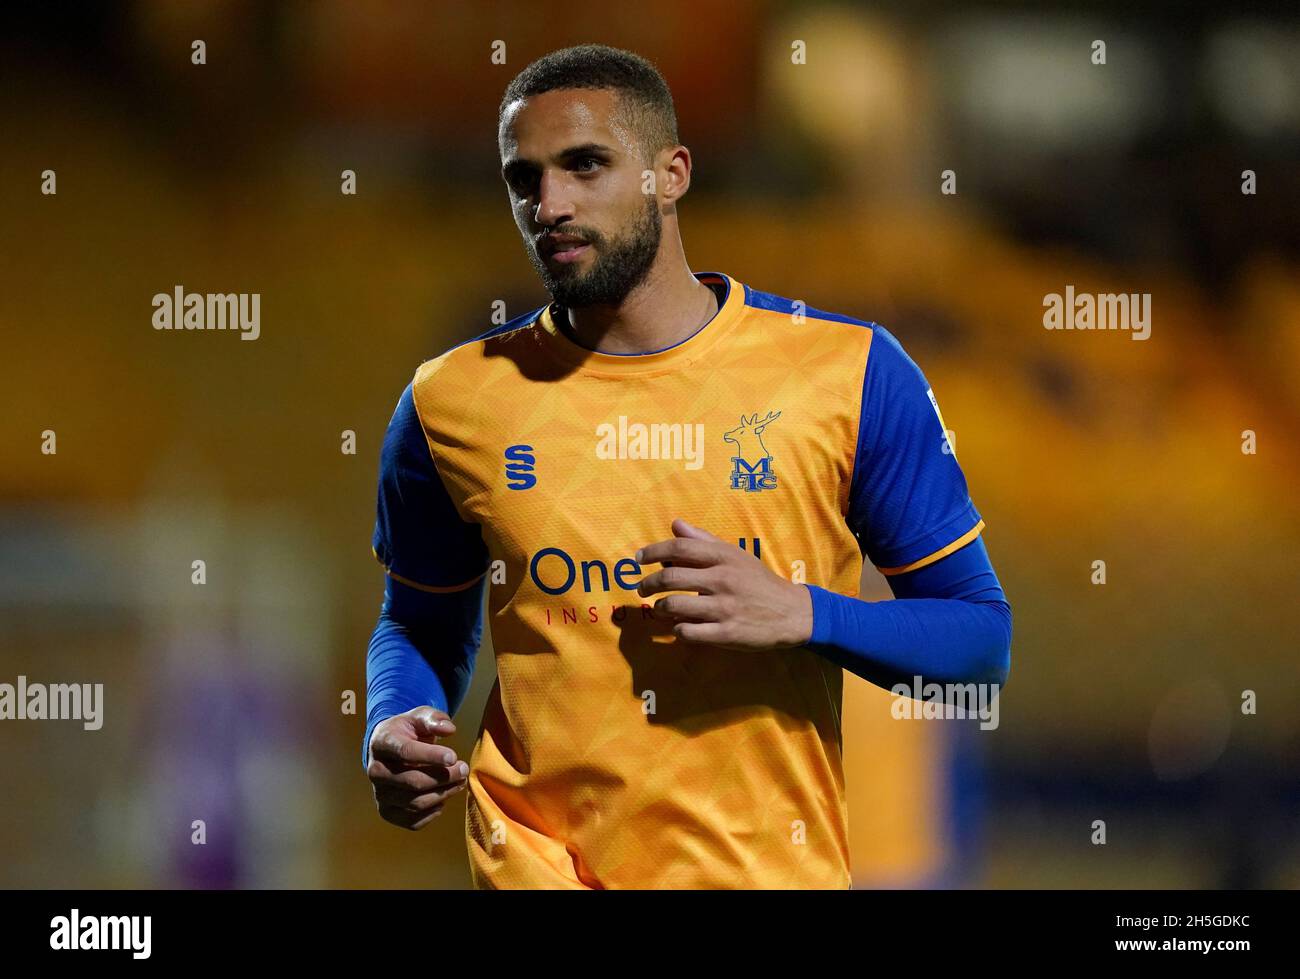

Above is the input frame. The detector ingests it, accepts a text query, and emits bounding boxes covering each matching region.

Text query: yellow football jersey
[370,270,984,888]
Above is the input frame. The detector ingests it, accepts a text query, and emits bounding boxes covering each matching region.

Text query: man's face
[499,88,662,308]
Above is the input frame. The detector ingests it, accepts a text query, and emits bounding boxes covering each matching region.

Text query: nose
[533,169,574,229]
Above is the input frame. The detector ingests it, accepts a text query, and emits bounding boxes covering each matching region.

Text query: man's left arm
[635,325,1011,688]
[803,535,1011,690]
[805,323,1012,690]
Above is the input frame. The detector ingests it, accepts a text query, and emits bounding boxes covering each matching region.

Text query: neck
[561,247,718,355]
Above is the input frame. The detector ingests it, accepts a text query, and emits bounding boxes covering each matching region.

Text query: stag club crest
[724,410,782,492]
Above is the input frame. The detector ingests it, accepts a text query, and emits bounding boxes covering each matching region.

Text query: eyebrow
[501,142,617,181]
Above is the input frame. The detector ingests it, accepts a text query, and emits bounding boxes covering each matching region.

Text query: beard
[528,194,662,309]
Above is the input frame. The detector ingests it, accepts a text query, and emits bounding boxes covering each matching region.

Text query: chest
[432,375,859,586]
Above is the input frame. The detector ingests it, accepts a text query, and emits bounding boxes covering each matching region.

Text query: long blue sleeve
[362,575,485,767]
[363,378,490,768]
[809,321,1012,694]
[804,534,1011,691]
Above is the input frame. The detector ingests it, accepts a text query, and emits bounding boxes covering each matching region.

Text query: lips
[541,236,591,261]
[549,243,589,264]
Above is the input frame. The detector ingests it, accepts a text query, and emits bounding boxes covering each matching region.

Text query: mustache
[535,231,599,250]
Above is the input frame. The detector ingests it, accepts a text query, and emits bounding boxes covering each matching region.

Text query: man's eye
[575,157,601,172]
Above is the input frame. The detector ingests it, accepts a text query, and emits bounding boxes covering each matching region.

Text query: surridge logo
[725,410,781,492]
[504,444,536,490]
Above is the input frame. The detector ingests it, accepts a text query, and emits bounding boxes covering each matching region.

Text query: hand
[635,518,814,651]
[366,706,469,830]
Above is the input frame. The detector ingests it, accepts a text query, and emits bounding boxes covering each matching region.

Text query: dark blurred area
[2,0,1298,888]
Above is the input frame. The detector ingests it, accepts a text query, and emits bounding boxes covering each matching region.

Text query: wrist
[787,582,814,646]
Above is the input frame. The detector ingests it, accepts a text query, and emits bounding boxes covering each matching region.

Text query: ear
[659,144,692,205]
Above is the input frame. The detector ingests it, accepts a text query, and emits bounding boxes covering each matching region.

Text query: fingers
[649,593,720,623]
[372,758,472,831]
[636,536,721,570]
[370,727,458,768]
[368,755,470,792]
[637,565,719,598]
[672,620,728,645]
[377,792,461,831]
[672,518,723,542]
[368,706,471,830]
[375,778,467,812]
[409,706,455,740]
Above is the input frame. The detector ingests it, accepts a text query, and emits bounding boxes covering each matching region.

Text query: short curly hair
[499,44,680,164]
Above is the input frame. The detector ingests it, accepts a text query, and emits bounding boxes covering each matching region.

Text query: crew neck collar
[537,271,746,375]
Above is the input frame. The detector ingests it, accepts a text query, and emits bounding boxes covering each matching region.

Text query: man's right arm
[363,573,486,768]
[363,379,490,827]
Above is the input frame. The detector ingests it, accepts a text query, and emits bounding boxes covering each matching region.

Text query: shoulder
[740,281,891,361]
[409,302,549,403]
[738,282,939,435]
[742,282,879,332]
[739,281,922,381]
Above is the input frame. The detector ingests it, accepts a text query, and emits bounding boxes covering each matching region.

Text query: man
[364,44,1011,889]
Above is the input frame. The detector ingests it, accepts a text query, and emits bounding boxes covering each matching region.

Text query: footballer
[363,44,1012,888]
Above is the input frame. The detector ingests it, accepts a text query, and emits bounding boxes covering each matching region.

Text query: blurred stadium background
[2,0,1298,888]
